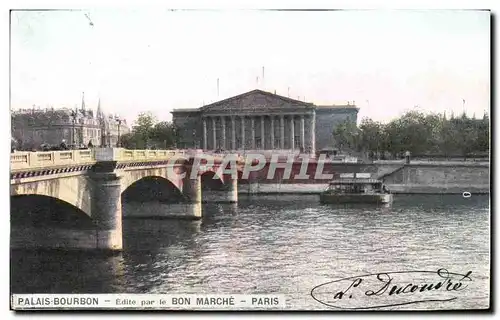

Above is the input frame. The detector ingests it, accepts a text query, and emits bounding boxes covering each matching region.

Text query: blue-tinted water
[11,194,490,310]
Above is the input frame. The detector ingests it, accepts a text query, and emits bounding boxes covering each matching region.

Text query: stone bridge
[10,148,246,251]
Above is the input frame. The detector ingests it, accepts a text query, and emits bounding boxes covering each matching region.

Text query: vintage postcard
[9,8,490,311]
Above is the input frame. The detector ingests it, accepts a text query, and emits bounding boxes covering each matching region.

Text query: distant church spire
[96,97,108,147]
[81,92,86,111]
[96,97,103,118]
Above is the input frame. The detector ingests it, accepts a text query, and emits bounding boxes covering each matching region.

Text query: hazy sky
[11,9,490,124]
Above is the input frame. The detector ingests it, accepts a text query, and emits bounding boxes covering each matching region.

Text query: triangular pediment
[201,89,313,112]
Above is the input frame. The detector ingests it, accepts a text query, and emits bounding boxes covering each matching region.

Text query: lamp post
[192,129,196,149]
[173,126,178,149]
[70,109,77,148]
[115,116,122,147]
[11,114,15,149]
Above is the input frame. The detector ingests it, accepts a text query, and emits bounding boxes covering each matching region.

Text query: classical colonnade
[202,113,316,152]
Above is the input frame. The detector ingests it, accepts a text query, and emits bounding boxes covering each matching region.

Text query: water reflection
[123,201,202,219]
[10,249,126,293]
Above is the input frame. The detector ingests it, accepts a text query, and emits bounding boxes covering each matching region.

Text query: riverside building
[172,89,359,154]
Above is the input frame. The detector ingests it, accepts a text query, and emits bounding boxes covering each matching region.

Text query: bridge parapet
[112,148,236,164]
[11,150,96,171]
[10,148,235,172]
[118,148,188,161]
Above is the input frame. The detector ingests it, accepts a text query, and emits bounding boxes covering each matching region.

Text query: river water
[10,194,490,310]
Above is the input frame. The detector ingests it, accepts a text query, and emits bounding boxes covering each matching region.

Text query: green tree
[333,119,361,152]
[134,111,156,133]
[438,118,458,157]
[131,112,157,149]
[333,109,489,159]
[384,111,435,156]
[422,113,443,153]
[119,112,178,150]
[385,118,405,158]
[120,132,144,149]
[452,113,478,158]
[358,118,386,159]
[150,121,178,149]
[476,114,490,152]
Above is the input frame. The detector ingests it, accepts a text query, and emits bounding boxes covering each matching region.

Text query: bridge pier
[177,174,202,219]
[91,172,123,251]
[223,176,238,203]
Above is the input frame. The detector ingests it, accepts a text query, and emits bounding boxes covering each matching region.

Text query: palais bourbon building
[172,89,359,154]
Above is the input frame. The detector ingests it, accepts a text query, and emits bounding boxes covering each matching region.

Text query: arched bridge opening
[201,171,225,191]
[10,195,96,250]
[122,176,184,204]
[121,176,193,220]
[200,171,237,204]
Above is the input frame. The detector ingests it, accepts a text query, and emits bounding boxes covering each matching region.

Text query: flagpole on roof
[262,66,265,90]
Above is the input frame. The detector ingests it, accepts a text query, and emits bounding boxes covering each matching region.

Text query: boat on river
[319,173,393,204]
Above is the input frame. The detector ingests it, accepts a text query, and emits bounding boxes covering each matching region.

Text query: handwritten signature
[310,268,472,310]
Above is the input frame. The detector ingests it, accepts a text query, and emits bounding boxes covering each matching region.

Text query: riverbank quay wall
[375,161,490,194]
[237,159,490,194]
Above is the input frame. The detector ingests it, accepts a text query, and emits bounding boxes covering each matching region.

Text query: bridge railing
[10,148,245,172]
[118,149,237,163]
[11,149,96,171]
[118,149,188,161]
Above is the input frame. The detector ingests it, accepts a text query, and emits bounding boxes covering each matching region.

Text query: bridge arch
[120,168,183,194]
[200,171,225,191]
[122,175,184,203]
[11,194,95,227]
[9,176,92,217]
[10,194,97,249]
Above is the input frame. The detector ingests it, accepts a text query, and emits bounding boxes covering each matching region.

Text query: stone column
[270,116,275,149]
[181,173,202,219]
[231,116,236,150]
[211,117,217,150]
[203,118,207,150]
[221,116,226,150]
[290,115,295,150]
[241,116,246,149]
[183,174,201,203]
[280,115,285,149]
[91,172,123,251]
[260,116,265,149]
[300,115,305,150]
[310,112,316,155]
[221,176,238,203]
[251,117,256,150]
